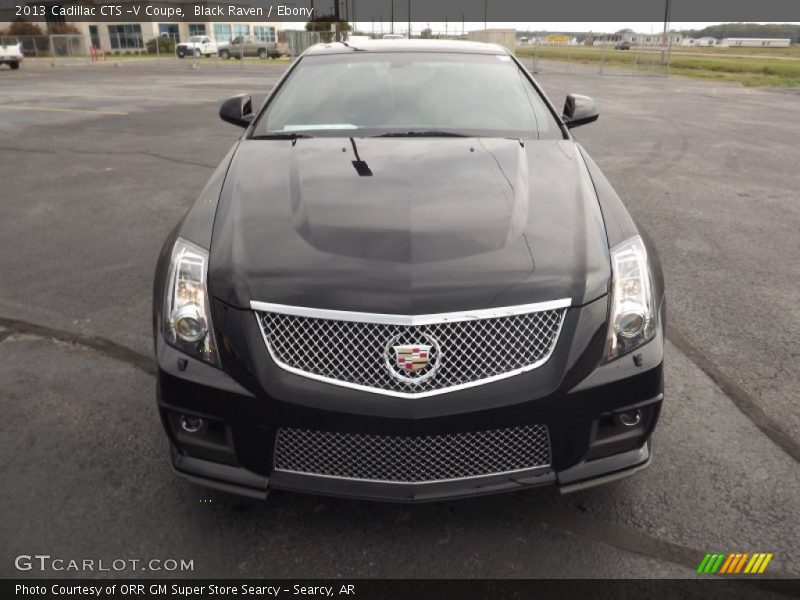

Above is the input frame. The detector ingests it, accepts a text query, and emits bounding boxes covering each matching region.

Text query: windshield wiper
[374,130,468,138]
[252,132,314,140]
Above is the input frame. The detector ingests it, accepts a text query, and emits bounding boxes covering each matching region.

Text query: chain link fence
[1,31,304,66]
[515,33,674,77]
[1,30,674,75]
[1,30,356,66]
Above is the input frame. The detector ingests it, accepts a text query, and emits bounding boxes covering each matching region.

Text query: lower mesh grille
[273,425,551,483]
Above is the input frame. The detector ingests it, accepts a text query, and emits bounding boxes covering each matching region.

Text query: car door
[230,36,243,57]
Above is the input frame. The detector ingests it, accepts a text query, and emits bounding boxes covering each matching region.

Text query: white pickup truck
[175,36,217,58]
[0,41,23,70]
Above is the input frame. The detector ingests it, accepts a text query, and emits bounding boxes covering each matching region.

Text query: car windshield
[254,52,562,139]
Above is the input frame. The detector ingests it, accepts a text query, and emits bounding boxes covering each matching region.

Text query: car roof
[303,39,509,56]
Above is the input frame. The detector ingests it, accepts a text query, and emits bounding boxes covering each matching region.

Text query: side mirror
[562,94,599,128]
[219,94,254,128]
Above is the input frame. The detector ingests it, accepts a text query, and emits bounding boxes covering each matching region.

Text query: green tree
[682,23,800,43]
[305,16,351,42]
[48,23,81,35]
[8,19,45,36]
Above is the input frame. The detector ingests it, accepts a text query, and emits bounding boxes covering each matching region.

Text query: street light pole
[407,0,411,39]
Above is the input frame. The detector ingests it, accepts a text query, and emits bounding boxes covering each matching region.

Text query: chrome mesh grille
[274,425,551,483]
[255,306,566,396]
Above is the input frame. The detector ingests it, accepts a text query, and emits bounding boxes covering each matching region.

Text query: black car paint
[209,138,610,314]
[153,42,665,501]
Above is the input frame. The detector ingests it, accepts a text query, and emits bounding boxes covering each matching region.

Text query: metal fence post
[666,38,673,78]
[634,43,642,76]
[50,35,55,66]
[566,42,572,73]
[599,34,606,74]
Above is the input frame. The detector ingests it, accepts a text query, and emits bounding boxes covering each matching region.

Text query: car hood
[209,137,610,314]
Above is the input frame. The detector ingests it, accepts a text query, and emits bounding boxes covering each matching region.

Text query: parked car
[0,41,23,70]
[218,36,286,59]
[382,33,405,40]
[176,36,217,58]
[614,41,632,50]
[154,40,665,502]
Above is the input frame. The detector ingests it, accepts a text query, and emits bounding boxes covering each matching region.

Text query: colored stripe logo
[697,552,773,574]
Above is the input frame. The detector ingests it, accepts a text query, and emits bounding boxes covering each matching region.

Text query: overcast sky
[284,21,799,34]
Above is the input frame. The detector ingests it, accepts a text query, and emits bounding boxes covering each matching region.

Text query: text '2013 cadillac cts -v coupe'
[153,40,665,502]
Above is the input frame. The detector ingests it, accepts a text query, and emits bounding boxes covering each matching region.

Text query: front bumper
[156,300,664,501]
[168,437,654,502]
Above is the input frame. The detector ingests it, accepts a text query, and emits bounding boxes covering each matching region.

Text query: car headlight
[163,238,220,366]
[604,235,656,362]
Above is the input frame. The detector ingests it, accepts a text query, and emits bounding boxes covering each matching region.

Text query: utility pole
[484,0,487,30]
[390,0,394,33]
[334,0,341,41]
[407,0,411,39]
[661,0,671,66]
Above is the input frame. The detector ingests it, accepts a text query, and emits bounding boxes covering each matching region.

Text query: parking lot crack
[0,144,215,169]
[0,316,155,376]
[536,506,793,584]
[667,326,800,465]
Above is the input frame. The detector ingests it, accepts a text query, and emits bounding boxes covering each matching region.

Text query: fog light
[179,415,205,433]
[618,410,642,427]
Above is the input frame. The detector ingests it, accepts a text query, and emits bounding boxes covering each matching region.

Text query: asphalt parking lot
[1,59,799,582]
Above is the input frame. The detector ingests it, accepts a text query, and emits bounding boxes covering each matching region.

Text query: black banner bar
[4,579,800,600]
[1,0,800,23]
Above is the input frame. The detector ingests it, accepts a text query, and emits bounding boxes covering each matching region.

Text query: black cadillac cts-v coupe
[153,40,665,501]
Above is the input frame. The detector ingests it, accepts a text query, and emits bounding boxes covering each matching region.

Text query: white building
[467,29,516,51]
[681,37,718,47]
[621,32,683,46]
[720,38,791,48]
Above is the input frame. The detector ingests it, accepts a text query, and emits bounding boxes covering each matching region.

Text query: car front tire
[10,61,20,70]
[220,50,230,60]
